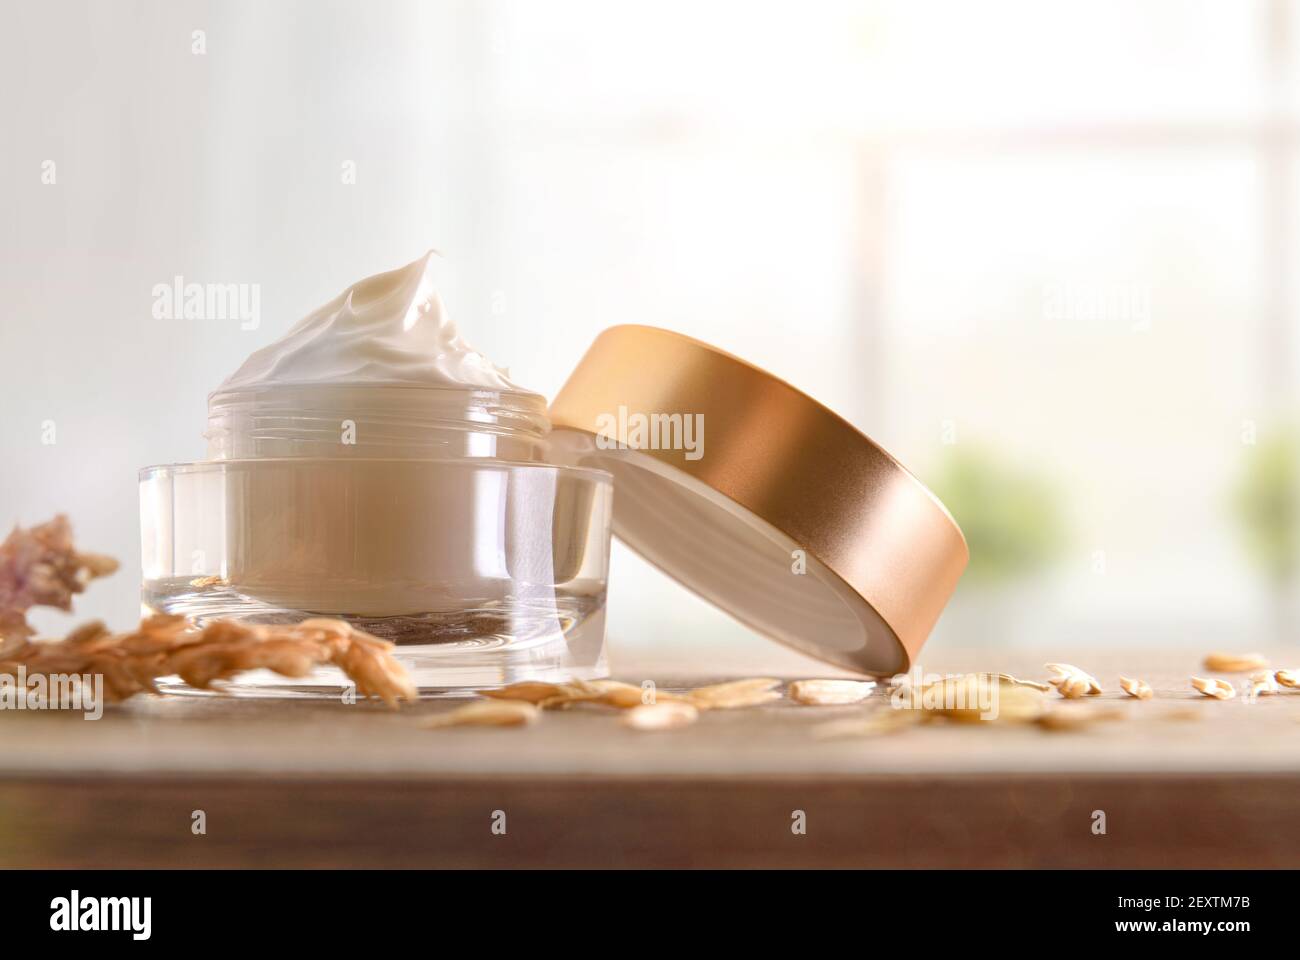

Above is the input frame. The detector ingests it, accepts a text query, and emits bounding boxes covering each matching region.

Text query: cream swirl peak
[215,251,532,395]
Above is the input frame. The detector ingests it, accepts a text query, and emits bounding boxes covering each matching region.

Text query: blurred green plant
[1232,429,1300,589]
[928,446,1067,587]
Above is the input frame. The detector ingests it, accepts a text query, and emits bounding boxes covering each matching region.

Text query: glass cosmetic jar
[140,383,612,696]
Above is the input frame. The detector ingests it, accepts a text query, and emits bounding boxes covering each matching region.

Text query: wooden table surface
[2,646,1298,868]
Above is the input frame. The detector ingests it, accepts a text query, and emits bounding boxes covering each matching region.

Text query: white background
[3,0,1298,664]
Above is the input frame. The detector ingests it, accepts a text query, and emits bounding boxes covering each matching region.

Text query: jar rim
[204,381,552,461]
[138,457,614,483]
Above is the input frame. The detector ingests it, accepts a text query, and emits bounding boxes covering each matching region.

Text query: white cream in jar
[140,253,613,694]
[216,250,530,396]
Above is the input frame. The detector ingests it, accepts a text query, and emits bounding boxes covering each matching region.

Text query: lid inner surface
[588,448,904,675]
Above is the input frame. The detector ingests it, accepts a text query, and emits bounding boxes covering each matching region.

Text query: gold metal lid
[549,325,967,676]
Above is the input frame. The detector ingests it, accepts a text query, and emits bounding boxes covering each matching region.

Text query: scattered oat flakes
[1035,704,1125,731]
[1119,676,1153,700]
[788,678,876,705]
[532,681,607,709]
[1044,663,1102,699]
[685,677,782,710]
[813,675,1051,735]
[482,678,606,709]
[1275,668,1299,689]
[1245,671,1279,701]
[479,681,571,705]
[1190,676,1236,700]
[947,677,1046,723]
[1202,651,1267,673]
[577,679,685,709]
[498,678,684,710]
[620,700,699,731]
[560,679,639,707]
[991,686,1053,722]
[897,673,1047,724]
[997,672,1053,693]
[421,699,539,728]
[537,690,599,709]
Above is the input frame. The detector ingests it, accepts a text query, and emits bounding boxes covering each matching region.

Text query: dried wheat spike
[0,514,118,653]
[2,614,417,709]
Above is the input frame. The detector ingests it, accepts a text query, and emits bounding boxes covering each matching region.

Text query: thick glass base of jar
[142,580,607,698]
